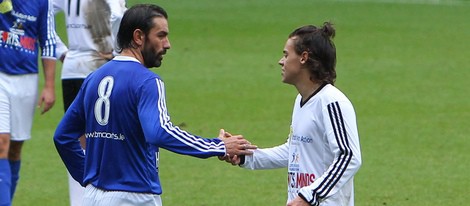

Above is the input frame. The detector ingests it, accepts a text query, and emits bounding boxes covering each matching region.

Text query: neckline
[300,83,327,107]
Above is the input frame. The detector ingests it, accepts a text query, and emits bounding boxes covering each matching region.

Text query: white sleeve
[299,101,362,204]
[52,0,65,14]
[54,31,68,60]
[107,0,126,53]
[241,141,289,170]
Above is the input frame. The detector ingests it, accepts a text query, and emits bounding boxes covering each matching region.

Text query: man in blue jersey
[53,4,256,205]
[52,0,127,204]
[0,0,57,205]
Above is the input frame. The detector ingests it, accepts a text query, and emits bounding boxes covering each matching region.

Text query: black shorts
[62,78,85,112]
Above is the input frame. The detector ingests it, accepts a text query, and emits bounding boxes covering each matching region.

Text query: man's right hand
[217,129,257,158]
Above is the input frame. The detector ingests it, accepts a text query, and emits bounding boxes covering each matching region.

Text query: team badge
[0,0,13,14]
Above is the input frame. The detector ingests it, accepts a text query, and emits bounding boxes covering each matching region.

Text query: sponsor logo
[291,134,313,144]
[85,131,126,141]
[288,172,316,189]
[67,23,91,29]
[11,10,37,22]
[0,30,36,52]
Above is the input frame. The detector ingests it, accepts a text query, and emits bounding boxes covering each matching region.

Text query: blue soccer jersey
[54,56,226,194]
[0,0,56,74]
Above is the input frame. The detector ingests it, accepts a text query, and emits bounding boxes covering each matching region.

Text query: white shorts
[83,184,162,206]
[0,72,38,141]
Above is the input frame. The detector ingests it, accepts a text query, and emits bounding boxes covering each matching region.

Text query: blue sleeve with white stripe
[39,0,56,58]
[139,78,226,158]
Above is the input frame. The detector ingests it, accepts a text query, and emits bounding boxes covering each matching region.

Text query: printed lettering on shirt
[291,134,313,144]
[85,131,126,141]
[11,10,37,22]
[0,30,36,52]
[287,172,316,193]
[0,9,40,53]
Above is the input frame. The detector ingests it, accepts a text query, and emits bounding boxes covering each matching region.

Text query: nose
[278,57,284,66]
[164,38,171,50]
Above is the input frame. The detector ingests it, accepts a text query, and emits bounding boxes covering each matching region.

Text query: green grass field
[13,0,470,205]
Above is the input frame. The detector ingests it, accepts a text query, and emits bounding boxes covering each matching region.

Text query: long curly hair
[288,22,337,85]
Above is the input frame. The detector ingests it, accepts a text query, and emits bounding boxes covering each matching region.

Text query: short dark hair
[289,22,336,84]
[116,4,168,52]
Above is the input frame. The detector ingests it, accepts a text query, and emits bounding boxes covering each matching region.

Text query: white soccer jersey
[242,84,362,206]
[53,0,126,79]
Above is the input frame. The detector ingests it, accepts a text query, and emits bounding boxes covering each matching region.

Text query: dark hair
[116,4,168,52]
[289,22,336,84]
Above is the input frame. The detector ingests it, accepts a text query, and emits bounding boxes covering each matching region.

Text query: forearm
[42,58,56,90]
[241,143,289,170]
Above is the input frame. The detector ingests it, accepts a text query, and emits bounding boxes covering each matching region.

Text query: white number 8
[94,76,114,125]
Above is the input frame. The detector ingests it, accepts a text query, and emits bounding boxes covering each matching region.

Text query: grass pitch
[13,0,470,205]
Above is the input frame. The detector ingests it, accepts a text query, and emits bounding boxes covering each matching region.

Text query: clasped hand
[217,129,256,165]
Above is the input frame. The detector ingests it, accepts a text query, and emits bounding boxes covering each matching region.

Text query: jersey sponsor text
[288,172,316,189]
[0,30,36,51]
[85,131,125,141]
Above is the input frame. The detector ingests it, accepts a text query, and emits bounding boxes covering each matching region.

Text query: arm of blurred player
[37,0,57,114]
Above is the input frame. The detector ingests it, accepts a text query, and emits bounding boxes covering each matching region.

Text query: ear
[133,29,145,46]
[300,51,309,64]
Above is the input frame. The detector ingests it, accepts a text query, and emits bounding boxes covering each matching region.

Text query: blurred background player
[52,0,126,205]
[224,22,362,206]
[0,0,57,205]
[53,4,256,206]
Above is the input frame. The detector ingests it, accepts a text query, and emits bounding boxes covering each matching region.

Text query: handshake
[217,129,257,165]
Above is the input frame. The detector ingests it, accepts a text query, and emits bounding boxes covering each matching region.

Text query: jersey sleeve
[298,101,362,205]
[241,141,289,169]
[52,0,65,14]
[138,78,226,158]
[39,0,56,59]
[53,87,87,186]
[107,0,126,54]
[54,30,68,59]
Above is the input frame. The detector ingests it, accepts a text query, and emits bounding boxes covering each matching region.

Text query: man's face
[278,37,303,85]
[141,17,171,68]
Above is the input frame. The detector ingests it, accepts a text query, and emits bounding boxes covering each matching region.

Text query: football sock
[9,160,20,200]
[0,159,11,206]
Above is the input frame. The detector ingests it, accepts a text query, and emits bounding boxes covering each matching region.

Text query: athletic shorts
[83,184,162,206]
[0,72,38,141]
[62,78,84,112]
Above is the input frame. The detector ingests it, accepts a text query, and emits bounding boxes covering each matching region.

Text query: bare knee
[9,141,24,161]
[0,133,10,158]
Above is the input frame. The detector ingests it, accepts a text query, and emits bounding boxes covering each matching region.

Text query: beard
[141,43,164,68]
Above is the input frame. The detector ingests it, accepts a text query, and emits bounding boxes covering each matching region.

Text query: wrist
[298,187,319,206]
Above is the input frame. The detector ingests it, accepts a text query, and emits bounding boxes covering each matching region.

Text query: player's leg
[68,172,84,206]
[8,73,37,200]
[0,72,12,205]
[8,141,22,199]
[0,134,11,206]
[62,78,84,112]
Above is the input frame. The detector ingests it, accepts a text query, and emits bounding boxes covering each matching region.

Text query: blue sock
[0,159,11,206]
[9,160,20,200]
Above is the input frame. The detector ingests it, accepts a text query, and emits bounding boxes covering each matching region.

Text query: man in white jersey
[52,0,126,205]
[224,22,362,206]
[53,4,256,206]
